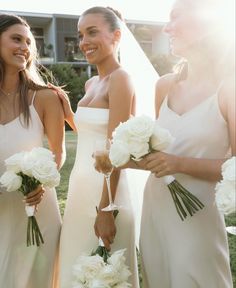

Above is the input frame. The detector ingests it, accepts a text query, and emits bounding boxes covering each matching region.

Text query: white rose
[222,157,235,172]
[115,283,131,288]
[89,279,108,288]
[108,249,126,267]
[21,153,36,177]
[222,157,235,181]
[126,115,154,143]
[150,124,174,151]
[128,140,149,160]
[215,180,236,215]
[108,249,131,284]
[95,265,117,286]
[109,140,130,167]
[31,159,60,188]
[30,147,55,161]
[112,121,130,143]
[0,171,22,192]
[71,283,84,288]
[73,255,104,283]
[5,151,26,173]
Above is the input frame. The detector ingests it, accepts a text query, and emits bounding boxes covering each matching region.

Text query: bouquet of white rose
[109,115,204,221]
[72,209,131,287]
[72,239,131,288]
[0,147,60,246]
[215,156,236,215]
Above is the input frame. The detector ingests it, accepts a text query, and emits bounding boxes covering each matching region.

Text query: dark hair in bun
[81,6,123,31]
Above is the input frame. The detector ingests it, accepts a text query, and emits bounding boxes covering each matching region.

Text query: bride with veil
[56,6,158,287]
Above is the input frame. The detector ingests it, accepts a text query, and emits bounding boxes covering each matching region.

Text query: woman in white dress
[0,14,65,288]
[58,7,139,288]
[138,0,235,287]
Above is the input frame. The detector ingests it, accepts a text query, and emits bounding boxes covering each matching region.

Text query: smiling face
[78,13,120,65]
[0,23,32,72]
[164,0,216,58]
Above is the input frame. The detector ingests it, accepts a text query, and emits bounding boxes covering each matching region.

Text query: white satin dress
[140,93,233,288]
[59,107,139,288]
[0,92,62,288]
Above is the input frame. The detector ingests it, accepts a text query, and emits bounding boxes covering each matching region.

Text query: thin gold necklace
[0,87,19,97]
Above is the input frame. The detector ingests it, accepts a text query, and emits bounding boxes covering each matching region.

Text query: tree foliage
[47,64,88,112]
[151,54,177,76]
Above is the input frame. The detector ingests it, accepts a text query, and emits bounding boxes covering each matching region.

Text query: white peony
[115,283,132,288]
[126,115,154,143]
[109,140,130,167]
[95,264,118,286]
[222,157,235,181]
[89,279,110,288]
[4,151,26,173]
[128,140,149,160]
[150,123,175,151]
[72,249,131,288]
[73,254,105,283]
[215,157,236,215]
[112,121,130,143]
[20,147,55,177]
[110,115,175,167]
[222,156,235,172]
[20,153,36,177]
[215,180,236,215]
[108,249,131,283]
[30,147,55,160]
[31,159,60,188]
[0,171,22,192]
[71,284,84,288]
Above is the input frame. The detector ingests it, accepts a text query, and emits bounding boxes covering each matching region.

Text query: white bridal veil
[119,21,160,247]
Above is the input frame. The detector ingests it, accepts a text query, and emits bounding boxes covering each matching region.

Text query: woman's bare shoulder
[110,67,131,79]
[156,73,176,92]
[155,73,177,104]
[35,88,62,107]
[85,76,98,91]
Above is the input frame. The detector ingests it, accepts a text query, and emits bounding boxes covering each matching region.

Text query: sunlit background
[0,0,235,286]
[0,0,174,21]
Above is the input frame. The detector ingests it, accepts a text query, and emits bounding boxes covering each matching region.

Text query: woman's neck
[186,56,220,86]
[96,57,120,79]
[2,72,20,94]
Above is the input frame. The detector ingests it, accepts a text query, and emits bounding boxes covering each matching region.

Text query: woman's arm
[97,70,134,210]
[95,70,135,249]
[25,88,65,207]
[36,89,66,169]
[146,76,236,181]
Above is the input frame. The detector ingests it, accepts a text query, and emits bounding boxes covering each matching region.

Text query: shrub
[150,53,177,76]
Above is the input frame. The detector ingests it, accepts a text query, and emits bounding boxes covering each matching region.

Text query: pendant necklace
[0,87,19,98]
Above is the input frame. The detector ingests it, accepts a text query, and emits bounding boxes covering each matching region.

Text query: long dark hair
[0,13,48,126]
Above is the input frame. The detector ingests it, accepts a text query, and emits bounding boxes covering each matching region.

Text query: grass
[57,131,236,287]
[56,131,77,215]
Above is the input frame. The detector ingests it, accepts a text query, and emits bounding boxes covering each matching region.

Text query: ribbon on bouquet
[25,205,44,246]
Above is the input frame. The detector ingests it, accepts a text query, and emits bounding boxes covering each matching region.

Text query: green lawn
[57,131,236,287]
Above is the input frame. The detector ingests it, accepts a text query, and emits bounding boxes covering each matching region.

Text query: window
[64,37,85,61]
[31,27,45,57]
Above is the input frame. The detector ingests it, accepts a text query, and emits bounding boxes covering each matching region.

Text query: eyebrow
[78,25,98,33]
[11,33,31,41]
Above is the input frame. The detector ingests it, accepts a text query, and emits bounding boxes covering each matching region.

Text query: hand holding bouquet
[0,147,60,246]
[109,115,204,221]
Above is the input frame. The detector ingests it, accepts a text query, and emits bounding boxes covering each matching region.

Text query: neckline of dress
[77,106,109,111]
[0,104,35,127]
[165,93,216,118]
